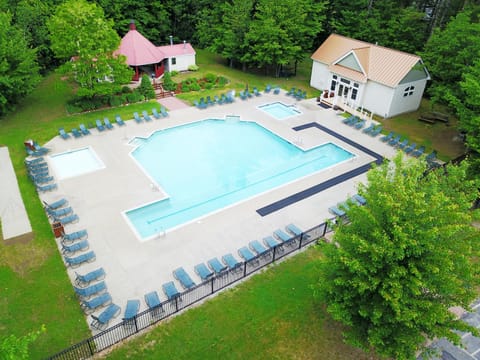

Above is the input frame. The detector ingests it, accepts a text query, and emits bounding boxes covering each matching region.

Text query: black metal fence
[47,221,331,360]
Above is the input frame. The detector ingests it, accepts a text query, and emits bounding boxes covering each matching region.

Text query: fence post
[87,338,95,356]
[243,261,247,277]
[211,277,214,294]
[272,246,276,262]
[134,315,139,333]
[175,296,179,312]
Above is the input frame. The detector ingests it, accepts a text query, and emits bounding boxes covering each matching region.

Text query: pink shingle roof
[158,43,196,57]
[117,26,165,66]
[311,34,424,87]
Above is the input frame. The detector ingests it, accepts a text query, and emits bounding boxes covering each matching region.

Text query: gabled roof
[117,23,165,66]
[311,34,427,87]
[159,43,196,58]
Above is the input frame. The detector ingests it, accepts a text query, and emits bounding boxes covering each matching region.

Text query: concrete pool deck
[39,93,398,331]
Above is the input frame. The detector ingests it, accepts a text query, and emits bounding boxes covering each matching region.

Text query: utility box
[52,222,64,238]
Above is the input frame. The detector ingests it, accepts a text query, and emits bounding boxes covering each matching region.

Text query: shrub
[205,73,216,83]
[217,76,228,87]
[190,82,201,91]
[162,72,177,92]
[204,82,214,90]
[188,64,199,71]
[181,81,190,92]
[138,75,155,99]
[121,86,131,94]
[109,95,123,107]
[170,70,179,77]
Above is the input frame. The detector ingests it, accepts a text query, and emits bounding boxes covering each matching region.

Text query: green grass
[105,247,378,360]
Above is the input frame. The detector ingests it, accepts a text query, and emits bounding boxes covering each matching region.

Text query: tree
[47,0,132,98]
[314,154,480,359]
[0,325,45,360]
[0,11,40,115]
[137,74,155,100]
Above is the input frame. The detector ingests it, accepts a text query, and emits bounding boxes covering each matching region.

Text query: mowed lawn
[104,248,379,360]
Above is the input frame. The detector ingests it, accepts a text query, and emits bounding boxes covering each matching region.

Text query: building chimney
[183,40,186,49]
[169,35,173,46]
[129,20,136,31]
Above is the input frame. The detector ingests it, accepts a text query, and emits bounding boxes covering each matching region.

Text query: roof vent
[129,20,136,31]
[169,35,173,46]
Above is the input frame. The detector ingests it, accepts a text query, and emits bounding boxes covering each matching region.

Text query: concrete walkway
[157,96,190,111]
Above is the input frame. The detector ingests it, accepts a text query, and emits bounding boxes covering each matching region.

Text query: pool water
[50,147,105,180]
[259,102,301,120]
[126,119,354,239]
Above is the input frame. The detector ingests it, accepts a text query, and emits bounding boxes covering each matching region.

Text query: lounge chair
[263,236,281,249]
[425,150,437,163]
[206,96,214,106]
[342,115,356,125]
[273,229,293,243]
[264,84,272,93]
[152,108,161,119]
[57,214,79,225]
[253,87,261,96]
[133,112,142,123]
[388,134,401,146]
[412,145,425,157]
[238,246,256,262]
[194,263,214,281]
[74,280,107,300]
[162,281,181,300]
[43,198,67,210]
[31,171,49,181]
[286,87,296,96]
[104,117,114,129]
[380,131,394,142]
[239,91,247,100]
[173,267,196,289]
[273,86,280,95]
[29,163,48,173]
[74,267,105,287]
[144,291,163,315]
[249,240,268,256]
[354,119,366,129]
[59,128,71,140]
[362,123,375,134]
[25,157,45,165]
[160,106,168,117]
[91,303,121,331]
[95,119,105,131]
[222,253,242,271]
[115,115,125,126]
[65,250,96,268]
[26,147,46,157]
[71,128,82,138]
[404,142,417,154]
[123,299,140,323]
[397,139,409,149]
[62,239,89,256]
[46,206,73,218]
[351,194,367,206]
[286,223,308,239]
[32,175,54,184]
[62,229,88,244]
[142,110,152,122]
[369,126,383,137]
[329,205,346,217]
[207,258,227,274]
[36,183,57,192]
[79,123,91,135]
[81,292,112,314]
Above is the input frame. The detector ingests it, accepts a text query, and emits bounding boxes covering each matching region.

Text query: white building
[310,34,430,118]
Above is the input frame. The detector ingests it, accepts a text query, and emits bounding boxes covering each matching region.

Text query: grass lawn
[0,48,463,359]
[104,247,379,360]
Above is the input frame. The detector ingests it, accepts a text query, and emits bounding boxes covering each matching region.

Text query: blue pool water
[126,119,354,238]
[259,102,301,119]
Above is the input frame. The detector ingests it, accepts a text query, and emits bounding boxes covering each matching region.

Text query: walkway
[157,96,190,111]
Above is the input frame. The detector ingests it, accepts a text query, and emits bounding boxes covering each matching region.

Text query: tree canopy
[314,154,480,359]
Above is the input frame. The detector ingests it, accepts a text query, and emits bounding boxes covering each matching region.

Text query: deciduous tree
[314,154,480,359]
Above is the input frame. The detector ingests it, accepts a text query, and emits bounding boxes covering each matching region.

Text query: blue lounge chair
[75,267,105,287]
[342,115,356,125]
[160,106,168,117]
[222,253,242,270]
[104,118,114,129]
[59,128,70,139]
[74,280,107,300]
[226,92,235,102]
[388,135,401,146]
[370,126,383,137]
[65,250,96,268]
[162,281,181,300]
[207,258,227,274]
[273,229,293,243]
[412,145,425,157]
[425,151,437,163]
[142,110,152,122]
[71,128,82,138]
[194,263,214,280]
[152,108,161,119]
[263,236,281,249]
[362,123,375,134]
[62,239,89,255]
[286,87,296,96]
[249,240,268,256]
[91,303,121,331]
[144,291,163,315]
[115,115,125,126]
[81,292,112,314]
[253,87,261,96]
[95,119,105,131]
[264,84,272,93]
[36,183,57,192]
[29,164,48,174]
[173,267,196,289]
[26,147,46,157]
[329,205,346,217]
[239,91,247,100]
[31,171,49,180]
[286,223,307,239]
[46,206,73,218]
[25,157,45,165]
[79,123,91,135]
[238,246,256,262]
[380,131,394,142]
[32,175,54,184]
[57,214,79,225]
[273,86,280,95]
[397,139,409,149]
[133,112,142,123]
[206,96,214,106]
[123,299,140,322]
[354,120,366,129]
[404,142,417,154]
[352,194,367,205]
[62,229,88,244]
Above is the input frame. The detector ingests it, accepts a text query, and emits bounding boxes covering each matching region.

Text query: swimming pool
[50,147,105,180]
[125,119,354,239]
[259,102,301,120]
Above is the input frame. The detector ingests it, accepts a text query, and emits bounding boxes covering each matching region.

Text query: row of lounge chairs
[286,87,307,100]
[58,116,127,140]
[24,140,50,157]
[328,194,367,218]
[341,115,383,136]
[239,87,262,100]
[380,131,432,158]
[194,93,235,108]
[25,156,58,192]
[264,84,281,94]
[133,107,168,123]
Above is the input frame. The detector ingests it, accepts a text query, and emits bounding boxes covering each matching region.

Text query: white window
[404,86,415,97]
[171,57,176,65]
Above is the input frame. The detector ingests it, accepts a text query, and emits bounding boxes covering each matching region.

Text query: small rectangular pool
[50,147,105,180]
[258,102,301,120]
